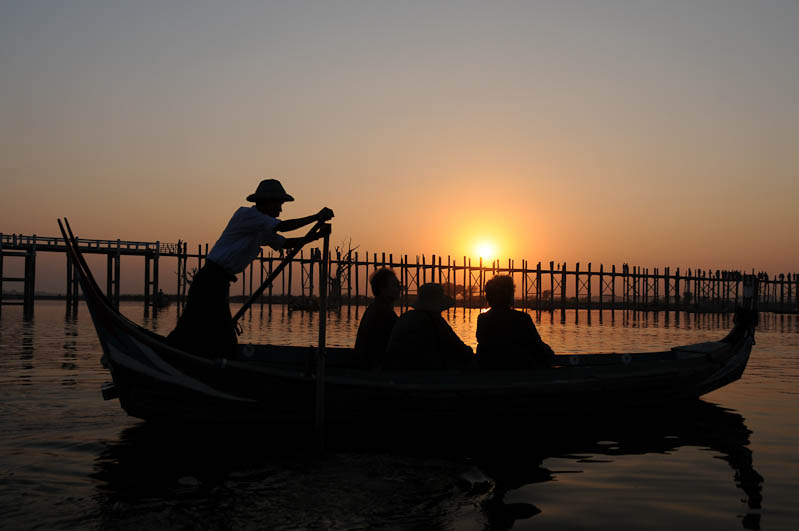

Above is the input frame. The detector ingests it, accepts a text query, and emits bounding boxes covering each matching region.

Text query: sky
[1,1,798,293]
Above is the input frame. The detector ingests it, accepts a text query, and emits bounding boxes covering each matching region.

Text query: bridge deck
[1,233,180,256]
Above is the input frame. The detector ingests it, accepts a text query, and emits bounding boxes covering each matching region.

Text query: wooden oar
[315,224,330,443]
[232,221,331,322]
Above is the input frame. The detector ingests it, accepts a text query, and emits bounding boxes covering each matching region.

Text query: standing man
[167,179,334,358]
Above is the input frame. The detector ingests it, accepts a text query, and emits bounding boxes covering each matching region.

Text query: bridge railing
[1,233,178,254]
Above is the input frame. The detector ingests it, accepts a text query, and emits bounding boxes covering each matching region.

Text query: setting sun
[475,241,497,261]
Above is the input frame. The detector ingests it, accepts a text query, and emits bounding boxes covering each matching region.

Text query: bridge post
[71,256,79,314]
[309,249,315,299]
[66,254,73,314]
[114,243,121,310]
[23,245,36,320]
[478,257,483,306]
[106,254,113,300]
[610,264,616,310]
[625,264,631,309]
[268,251,274,308]
[536,261,541,309]
[248,253,254,309]
[288,252,294,299]
[258,249,264,308]
[144,254,151,315]
[346,252,352,307]
[153,242,160,312]
[0,235,4,316]
[175,240,183,311]
[351,252,356,304]
[599,264,604,310]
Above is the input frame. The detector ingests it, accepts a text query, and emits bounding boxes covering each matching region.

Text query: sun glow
[475,241,497,262]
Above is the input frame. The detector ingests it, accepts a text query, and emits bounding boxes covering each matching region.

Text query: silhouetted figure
[167,179,334,358]
[383,283,474,370]
[354,267,400,368]
[476,275,554,369]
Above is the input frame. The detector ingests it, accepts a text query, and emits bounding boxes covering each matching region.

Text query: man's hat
[412,283,455,312]
[246,179,295,203]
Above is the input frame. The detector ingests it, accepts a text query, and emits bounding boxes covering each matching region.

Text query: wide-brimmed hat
[412,283,455,312]
[246,179,295,203]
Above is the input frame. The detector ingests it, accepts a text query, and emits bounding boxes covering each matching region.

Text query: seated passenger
[476,275,555,369]
[383,283,474,370]
[354,267,400,369]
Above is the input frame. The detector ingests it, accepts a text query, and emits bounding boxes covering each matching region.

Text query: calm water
[1,301,798,530]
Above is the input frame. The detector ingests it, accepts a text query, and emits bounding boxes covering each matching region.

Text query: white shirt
[207,206,286,275]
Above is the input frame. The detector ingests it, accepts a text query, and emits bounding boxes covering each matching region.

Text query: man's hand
[317,207,334,222]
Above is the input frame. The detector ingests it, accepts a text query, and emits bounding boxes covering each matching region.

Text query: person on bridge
[167,179,334,358]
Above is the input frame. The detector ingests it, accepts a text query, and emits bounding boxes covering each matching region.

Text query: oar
[232,221,331,322]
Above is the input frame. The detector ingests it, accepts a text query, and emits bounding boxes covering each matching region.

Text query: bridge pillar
[144,254,151,315]
[0,235,4,317]
[153,242,160,312]
[106,254,113,301]
[1,245,34,318]
[66,254,73,314]
[106,250,121,310]
[23,246,35,320]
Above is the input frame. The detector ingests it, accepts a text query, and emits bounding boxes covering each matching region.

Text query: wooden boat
[58,219,759,424]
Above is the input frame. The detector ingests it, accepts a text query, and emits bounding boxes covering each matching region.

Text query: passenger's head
[413,283,454,313]
[485,275,515,309]
[370,267,400,300]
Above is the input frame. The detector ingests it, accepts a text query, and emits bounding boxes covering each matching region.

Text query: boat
[58,219,759,424]
[154,289,170,308]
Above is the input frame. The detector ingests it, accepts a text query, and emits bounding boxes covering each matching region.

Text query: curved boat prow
[721,275,759,344]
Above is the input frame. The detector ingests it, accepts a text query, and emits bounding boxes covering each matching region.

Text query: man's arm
[280,232,326,252]
[275,207,334,233]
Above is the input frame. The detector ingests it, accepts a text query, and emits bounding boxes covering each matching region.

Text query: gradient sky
[2,1,797,292]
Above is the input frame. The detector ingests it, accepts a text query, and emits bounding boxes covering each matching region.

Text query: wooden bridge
[2,232,797,320]
[1,233,180,318]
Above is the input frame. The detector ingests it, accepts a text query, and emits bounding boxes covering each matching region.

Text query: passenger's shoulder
[478,308,496,321]
[513,309,533,322]
[395,309,417,323]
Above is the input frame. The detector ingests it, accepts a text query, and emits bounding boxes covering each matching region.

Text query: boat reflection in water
[91,400,763,530]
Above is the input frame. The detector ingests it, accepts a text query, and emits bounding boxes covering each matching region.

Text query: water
[1,301,798,530]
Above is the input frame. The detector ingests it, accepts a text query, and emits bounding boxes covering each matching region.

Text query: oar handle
[232,221,331,322]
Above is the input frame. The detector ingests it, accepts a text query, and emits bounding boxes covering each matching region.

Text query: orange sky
[2,2,798,293]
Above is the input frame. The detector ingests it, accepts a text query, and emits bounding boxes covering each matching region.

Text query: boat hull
[98,313,753,423]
